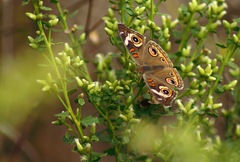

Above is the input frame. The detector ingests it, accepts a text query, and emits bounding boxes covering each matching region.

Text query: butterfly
[118,23,184,107]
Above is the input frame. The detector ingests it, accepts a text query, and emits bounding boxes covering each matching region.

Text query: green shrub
[24,0,240,161]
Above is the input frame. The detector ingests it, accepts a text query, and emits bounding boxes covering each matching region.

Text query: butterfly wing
[118,23,145,65]
[142,41,173,67]
[143,73,177,107]
[143,68,184,107]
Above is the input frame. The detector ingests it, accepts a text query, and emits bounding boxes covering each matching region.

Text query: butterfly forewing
[118,23,145,65]
[142,41,173,67]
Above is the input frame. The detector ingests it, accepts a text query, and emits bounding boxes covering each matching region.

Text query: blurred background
[0,0,240,161]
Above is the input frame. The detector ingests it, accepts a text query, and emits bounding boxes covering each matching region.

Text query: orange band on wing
[129,48,135,52]
[149,83,155,87]
[132,53,139,58]
[147,78,153,82]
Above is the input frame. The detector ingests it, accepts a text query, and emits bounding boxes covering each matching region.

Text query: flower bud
[217,11,227,19]
[48,18,59,27]
[119,114,128,121]
[229,68,240,77]
[209,20,221,30]
[197,65,205,76]
[204,64,212,76]
[196,3,206,11]
[165,41,171,52]
[105,27,114,36]
[52,83,59,93]
[76,77,83,87]
[163,28,170,39]
[28,36,35,43]
[55,57,62,66]
[187,72,196,77]
[52,120,61,125]
[185,63,194,72]
[67,69,75,77]
[80,32,86,41]
[198,89,206,96]
[212,103,222,110]
[169,19,179,29]
[190,78,198,89]
[29,43,38,49]
[90,123,96,136]
[46,73,52,84]
[223,20,230,29]
[180,64,186,72]
[127,108,134,120]
[198,26,206,39]
[236,125,240,136]
[108,8,114,18]
[187,106,198,115]
[75,138,83,152]
[186,98,194,111]
[221,108,228,116]
[129,118,141,124]
[105,20,113,29]
[83,136,90,142]
[189,89,198,95]
[26,12,37,21]
[42,85,51,91]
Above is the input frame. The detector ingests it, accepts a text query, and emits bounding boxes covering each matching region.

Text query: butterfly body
[118,23,184,107]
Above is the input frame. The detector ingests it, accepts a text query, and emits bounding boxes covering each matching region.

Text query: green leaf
[78,98,85,106]
[50,0,59,3]
[54,111,69,118]
[136,155,148,161]
[110,139,120,146]
[91,152,107,161]
[107,104,118,110]
[172,30,182,39]
[142,93,151,100]
[63,133,76,145]
[40,6,52,11]
[91,135,99,142]
[81,115,99,126]
[36,46,47,52]
[215,43,227,49]
[99,135,111,142]
[95,129,105,136]
[233,18,240,22]
[109,0,117,4]
[117,153,131,161]
[67,88,78,95]
[227,39,234,46]
[67,10,78,18]
[227,61,238,68]
[126,7,134,16]
[122,134,129,144]
[103,148,115,156]
[77,25,83,30]
[232,26,240,32]
[22,0,30,5]
[35,35,44,43]
[207,112,218,118]
[110,54,121,57]
[89,94,101,103]
[215,84,224,94]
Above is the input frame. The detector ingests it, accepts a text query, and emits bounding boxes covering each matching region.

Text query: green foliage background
[1,0,240,161]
